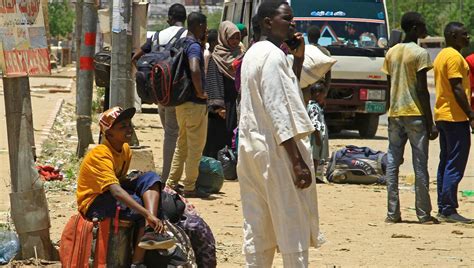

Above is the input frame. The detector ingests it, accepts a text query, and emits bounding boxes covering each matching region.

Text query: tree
[48,0,75,39]
[386,0,474,54]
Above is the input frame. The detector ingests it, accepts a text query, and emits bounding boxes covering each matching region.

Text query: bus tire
[357,114,379,138]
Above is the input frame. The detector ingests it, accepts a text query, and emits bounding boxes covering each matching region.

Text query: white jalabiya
[237,41,321,256]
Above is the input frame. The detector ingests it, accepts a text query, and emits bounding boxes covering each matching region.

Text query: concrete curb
[35,98,65,157]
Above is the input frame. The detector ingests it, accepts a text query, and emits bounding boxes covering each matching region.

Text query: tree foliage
[48,0,75,39]
[386,0,474,53]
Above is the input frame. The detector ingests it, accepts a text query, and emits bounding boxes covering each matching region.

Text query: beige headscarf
[211,21,243,80]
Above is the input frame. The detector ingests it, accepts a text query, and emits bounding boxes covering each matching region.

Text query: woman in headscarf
[203,21,243,159]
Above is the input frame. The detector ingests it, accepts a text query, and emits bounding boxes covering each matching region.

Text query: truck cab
[222,0,390,138]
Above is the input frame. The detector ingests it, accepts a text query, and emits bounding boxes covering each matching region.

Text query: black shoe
[138,227,176,250]
[183,189,210,198]
[385,216,402,223]
[419,216,440,224]
[173,184,184,195]
[445,213,473,224]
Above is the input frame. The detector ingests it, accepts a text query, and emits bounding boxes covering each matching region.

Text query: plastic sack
[217,146,238,181]
[300,45,337,88]
[0,231,20,265]
[196,156,224,194]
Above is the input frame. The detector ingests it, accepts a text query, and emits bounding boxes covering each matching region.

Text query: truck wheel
[358,114,379,138]
[328,126,342,134]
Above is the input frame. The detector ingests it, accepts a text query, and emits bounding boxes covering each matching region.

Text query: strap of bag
[88,218,99,268]
[164,27,186,50]
[151,31,160,52]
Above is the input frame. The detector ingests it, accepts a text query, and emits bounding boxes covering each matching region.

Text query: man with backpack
[381,12,439,224]
[165,12,209,198]
[132,3,187,184]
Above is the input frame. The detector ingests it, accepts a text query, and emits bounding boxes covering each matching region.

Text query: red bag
[59,214,111,268]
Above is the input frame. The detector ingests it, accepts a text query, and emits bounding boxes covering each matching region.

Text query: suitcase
[59,214,133,268]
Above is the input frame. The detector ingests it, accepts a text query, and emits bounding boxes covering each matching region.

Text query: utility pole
[74,0,83,79]
[3,77,55,260]
[110,0,139,145]
[76,0,98,157]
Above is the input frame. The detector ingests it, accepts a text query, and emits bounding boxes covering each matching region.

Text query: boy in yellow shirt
[434,22,474,224]
[76,106,175,266]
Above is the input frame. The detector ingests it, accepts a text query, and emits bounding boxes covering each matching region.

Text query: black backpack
[135,28,187,105]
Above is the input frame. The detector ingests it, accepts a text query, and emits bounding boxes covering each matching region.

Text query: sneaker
[445,213,474,224]
[138,227,176,250]
[182,189,210,198]
[436,213,447,221]
[173,184,184,195]
[419,216,440,224]
[385,216,402,223]
[130,264,147,268]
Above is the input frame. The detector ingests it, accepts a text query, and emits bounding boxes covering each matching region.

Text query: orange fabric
[76,138,131,215]
[59,214,111,268]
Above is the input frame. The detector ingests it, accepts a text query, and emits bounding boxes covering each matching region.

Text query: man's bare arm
[282,138,312,189]
[449,78,474,120]
[416,69,437,139]
[189,58,207,99]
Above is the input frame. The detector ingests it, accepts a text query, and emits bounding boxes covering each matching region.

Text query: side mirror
[388,29,403,47]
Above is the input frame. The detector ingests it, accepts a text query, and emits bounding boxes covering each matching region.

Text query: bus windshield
[291,0,388,48]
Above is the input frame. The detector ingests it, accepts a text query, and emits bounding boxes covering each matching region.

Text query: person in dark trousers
[132,4,187,185]
[76,107,175,267]
[203,21,243,159]
[433,22,474,223]
[382,12,439,224]
[166,12,210,198]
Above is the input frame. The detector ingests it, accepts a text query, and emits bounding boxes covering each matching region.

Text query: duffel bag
[326,145,387,184]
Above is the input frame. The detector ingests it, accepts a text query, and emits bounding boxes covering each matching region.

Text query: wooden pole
[3,77,55,260]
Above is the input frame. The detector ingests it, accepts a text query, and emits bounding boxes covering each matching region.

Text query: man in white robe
[237,2,320,267]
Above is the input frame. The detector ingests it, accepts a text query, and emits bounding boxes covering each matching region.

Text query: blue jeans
[436,121,471,216]
[85,171,162,223]
[386,116,432,221]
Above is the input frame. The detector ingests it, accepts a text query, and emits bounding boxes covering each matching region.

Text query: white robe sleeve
[260,52,315,145]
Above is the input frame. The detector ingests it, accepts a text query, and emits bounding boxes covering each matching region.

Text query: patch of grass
[92,86,105,115]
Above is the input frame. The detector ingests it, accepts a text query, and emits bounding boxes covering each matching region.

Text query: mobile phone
[284,35,300,50]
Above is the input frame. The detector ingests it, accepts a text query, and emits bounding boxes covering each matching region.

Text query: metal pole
[76,0,98,157]
[110,0,139,145]
[3,77,55,260]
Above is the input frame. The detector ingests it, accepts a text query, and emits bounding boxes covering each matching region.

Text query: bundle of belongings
[326,145,388,185]
[299,44,337,89]
[59,185,216,268]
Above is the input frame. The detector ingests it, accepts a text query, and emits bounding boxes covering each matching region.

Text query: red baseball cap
[99,106,136,133]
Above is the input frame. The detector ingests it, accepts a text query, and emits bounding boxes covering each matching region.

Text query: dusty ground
[2,78,473,267]
[38,97,474,267]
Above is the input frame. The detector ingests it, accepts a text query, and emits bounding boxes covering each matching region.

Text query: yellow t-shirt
[76,139,131,215]
[434,47,471,122]
[382,42,432,117]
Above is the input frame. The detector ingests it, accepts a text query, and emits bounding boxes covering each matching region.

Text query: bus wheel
[357,114,379,138]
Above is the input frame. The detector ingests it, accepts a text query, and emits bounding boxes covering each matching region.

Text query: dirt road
[41,101,474,267]
[1,76,473,267]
